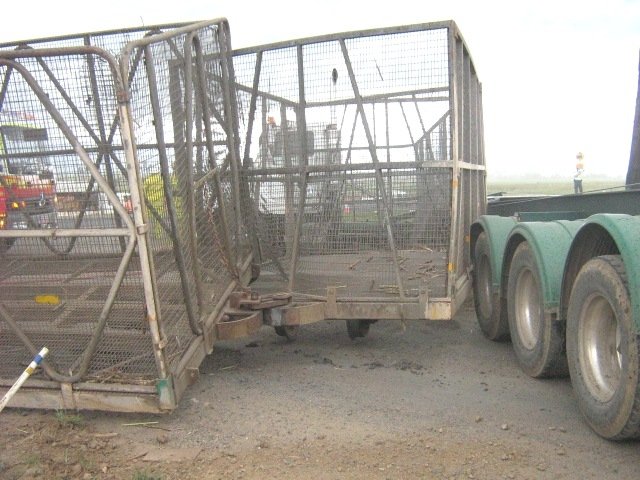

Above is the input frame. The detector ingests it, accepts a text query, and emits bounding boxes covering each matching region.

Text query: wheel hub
[579,294,621,403]
[477,254,492,318]
[514,268,541,350]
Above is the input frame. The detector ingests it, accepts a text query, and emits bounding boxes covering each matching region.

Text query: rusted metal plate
[268,302,327,326]
[215,311,263,340]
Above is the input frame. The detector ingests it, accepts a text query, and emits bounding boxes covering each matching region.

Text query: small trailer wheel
[507,241,566,378]
[567,255,640,439]
[274,325,299,341]
[346,320,372,340]
[472,232,509,341]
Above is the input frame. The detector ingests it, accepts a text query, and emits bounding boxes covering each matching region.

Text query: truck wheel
[507,242,566,378]
[566,255,640,439]
[274,325,299,341]
[472,232,509,341]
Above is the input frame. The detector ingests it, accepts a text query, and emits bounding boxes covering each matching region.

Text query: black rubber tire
[346,320,371,340]
[507,242,567,378]
[472,232,509,341]
[274,325,298,341]
[566,255,640,439]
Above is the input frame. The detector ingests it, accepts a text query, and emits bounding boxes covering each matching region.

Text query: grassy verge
[487,179,625,196]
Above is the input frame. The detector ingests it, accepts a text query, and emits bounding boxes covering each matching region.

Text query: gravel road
[1,299,639,479]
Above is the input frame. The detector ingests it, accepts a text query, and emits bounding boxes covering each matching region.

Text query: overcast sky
[1,0,638,179]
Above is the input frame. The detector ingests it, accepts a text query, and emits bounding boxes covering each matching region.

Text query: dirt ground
[1,300,639,479]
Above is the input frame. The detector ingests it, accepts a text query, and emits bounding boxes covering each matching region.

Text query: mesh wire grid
[0,20,484,399]
[234,23,482,301]
[0,20,245,385]
[126,22,252,362]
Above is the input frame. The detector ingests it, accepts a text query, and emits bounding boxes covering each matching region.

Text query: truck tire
[472,232,509,341]
[507,242,566,378]
[566,255,640,439]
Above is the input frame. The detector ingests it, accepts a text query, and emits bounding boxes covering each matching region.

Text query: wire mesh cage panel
[233,21,484,316]
[0,19,250,412]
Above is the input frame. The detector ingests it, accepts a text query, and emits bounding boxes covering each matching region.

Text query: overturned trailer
[235,21,485,336]
[0,19,266,412]
[0,19,485,412]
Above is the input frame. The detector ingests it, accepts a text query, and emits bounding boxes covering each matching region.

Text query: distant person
[574,152,584,194]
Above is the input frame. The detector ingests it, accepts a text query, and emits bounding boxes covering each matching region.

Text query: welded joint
[60,383,76,410]
[326,287,338,318]
[116,89,130,105]
[186,368,199,385]
[156,336,168,350]
[419,288,429,306]
[202,323,215,353]
[97,143,112,155]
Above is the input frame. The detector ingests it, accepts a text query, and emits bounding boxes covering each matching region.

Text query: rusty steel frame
[0,19,485,413]
[0,54,147,383]
[0,43,170,409]
[0,19,257,412]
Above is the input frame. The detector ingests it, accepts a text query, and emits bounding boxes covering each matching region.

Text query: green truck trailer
[471,190,640,440]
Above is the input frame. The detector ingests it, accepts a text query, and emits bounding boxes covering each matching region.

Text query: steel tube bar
[339,39,406,299]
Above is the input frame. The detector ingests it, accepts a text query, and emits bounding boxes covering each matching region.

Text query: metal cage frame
[233,20,485,323]
[0,19,256,412]
[0,19,485,413]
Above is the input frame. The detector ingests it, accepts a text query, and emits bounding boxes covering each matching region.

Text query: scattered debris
[122,421,160,428]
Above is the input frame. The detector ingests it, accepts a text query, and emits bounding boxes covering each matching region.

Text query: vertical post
[345,108,360,222]
[384,100,393,212]
[260,96,269,169]
[242,51,263,168]
[220,22,261,277]
[477,86,486,214]
[287,45,311,292]
[446,27,463,302]
[183,36,206,317]
[148,47,201,336]
[85,40,127,253]
[235,49,264,270]
[281,104,295,255]
[118,48,171,383]
[193,39,237,278]
[217,24,245,260]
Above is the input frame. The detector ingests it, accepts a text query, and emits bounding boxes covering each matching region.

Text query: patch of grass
[132,471,163,480]
[24,453,40,467]
[487,180,625,196]
[54,410,85,428]
[78,454,95,472]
